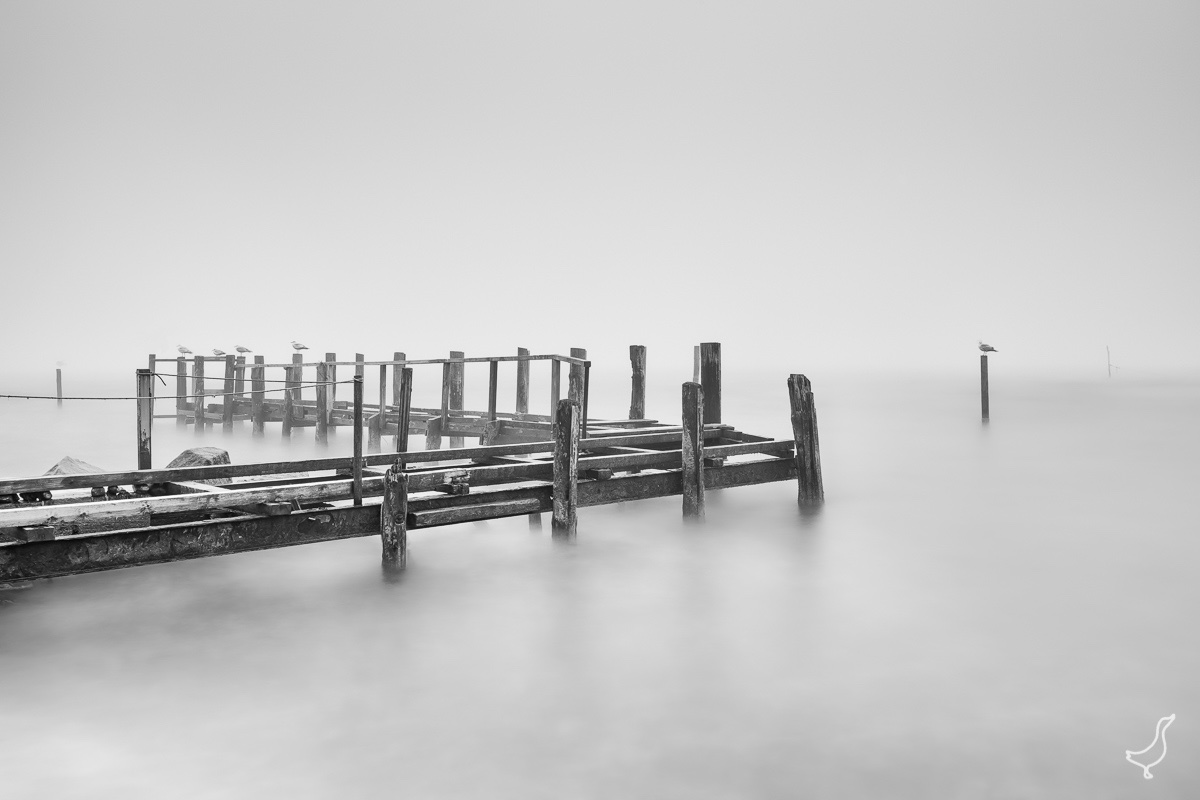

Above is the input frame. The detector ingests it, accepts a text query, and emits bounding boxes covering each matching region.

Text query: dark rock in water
[42,456,111,476]
[165,447,232,485]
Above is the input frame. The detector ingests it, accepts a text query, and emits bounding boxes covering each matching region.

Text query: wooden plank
[787,374,824,507]
[381,465,407,569]
[137,370,153,470]
[409,498,542,528]
[577,457,796,507]
[515,347,530,416]
[552,399,579,537]
[682,382,704,519]
[629,345,646,420]
[700,342,721,424]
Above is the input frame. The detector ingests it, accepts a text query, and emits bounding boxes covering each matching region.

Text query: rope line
[0,379,358,402]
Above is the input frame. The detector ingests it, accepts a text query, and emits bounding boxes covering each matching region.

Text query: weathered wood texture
[56,368,63,408]
[396,367,413,453]
[234,355,246,398]
[449,351,465,447]
[222,355,236,432]
[787,374,824,506]
[136,370,153,470]
[629,345,646,420]
[381,464,407,569]
[700,342,721,424]
[175,358,187,425]
[681,382,704,519]
[353,375,364,505]
[325,352,336,412]
[550,359,561,411]
[315,362,330,445]
[980,354,990,421]
[251,356,266,436]
[282,364,296,438]
[193,356,205,435]
[568,347,586,404]
[552,400,580,537]
[515,347,530,416]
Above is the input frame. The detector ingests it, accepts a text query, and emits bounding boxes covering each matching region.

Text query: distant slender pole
[352,374,364,506]
[449,350,464,448]
[193,356,205,435]
[788,374,824,507]
[700,343,721,424]
[980,355,990,421]
[315,361,329,445]
[629,345,646,419]
[515,347,530,417]
[682,382,705,519]
[251,355,265,436]
[396,367,412,453]
[222,354,236,432]
[381,462,408,569]
[56,368,63,408]
[552,399,580,537]
[136,369,153,470]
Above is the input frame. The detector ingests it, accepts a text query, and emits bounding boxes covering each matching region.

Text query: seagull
[978,341,998,353]
[1126,714,1175,779]
[212,348,226,357]
[177,345,192,355]
[291,341,309,351]
[235,345,253,354]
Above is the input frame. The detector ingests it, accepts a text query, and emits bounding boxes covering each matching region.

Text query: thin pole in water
[56,368,62,408]
[981,354,990,421]
[353,374,364,506]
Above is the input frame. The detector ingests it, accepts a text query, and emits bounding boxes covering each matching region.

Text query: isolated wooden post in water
[699,343,721,424]
[193,356,205,435]
[787,374,824,507]
[56,368,63,408]
[352,374,364,506]
[381,463,408,569]
[175,358,186,426]
[629,345,646,419]
[980,355,990,421]
[396,367,413,453]
[222,354,236,433]
[136,369,153,470]
[515,347,530,417]
[552,399,580,537]
[449,350,465,448]
[251,356,265,437]
[682,382,705,519]
[315,361,329,445]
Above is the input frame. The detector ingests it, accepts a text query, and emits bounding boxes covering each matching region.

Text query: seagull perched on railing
[212,348,227,357]
[978,341,998,353]
[177,345,192,355]
[235,345,253,354]
[291,341,309,351]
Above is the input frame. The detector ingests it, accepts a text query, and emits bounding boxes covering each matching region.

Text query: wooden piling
[251,356,265,437]
[292,353,304,406]
[136,369,153,470]
[568,347,586,404]
[550,358,561,411]
[356,353,365,378]
[700,342,722,424]
[193,356,205,435]
[424,416,443,451]
[981,355,990,421]
[325,352,336,414]
[438,360,452,445]
[787,374,824,507]
[396,367,413,453]
[682,382,705,519]
[222,354,236,432]
[381,463,408,569]
[352,375,364,506]
[56,368,63,408]
[515,347,530,417]
[392,352,406,407]
[315,361,329,445]
[234,355,246,398]
[449,350,465,448]
[282,363,296,439]
[368,364,385,453]
[487,360,499,422]
[693,345,700,383]
[629,345,646,419]
[175,358,186,427]
[552,399,580,537]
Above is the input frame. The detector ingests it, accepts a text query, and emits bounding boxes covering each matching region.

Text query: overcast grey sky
[2,1,1197,379]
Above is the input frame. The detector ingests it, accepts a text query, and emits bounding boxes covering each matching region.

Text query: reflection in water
[2,375,1200,797]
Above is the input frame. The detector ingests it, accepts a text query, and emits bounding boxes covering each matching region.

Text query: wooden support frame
[392,351,406,407]
[682,382,704,519]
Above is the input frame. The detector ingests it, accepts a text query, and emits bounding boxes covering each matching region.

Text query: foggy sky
[2,1,1197,380]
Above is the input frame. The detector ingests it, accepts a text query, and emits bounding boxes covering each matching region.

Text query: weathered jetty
[0,344,823,582]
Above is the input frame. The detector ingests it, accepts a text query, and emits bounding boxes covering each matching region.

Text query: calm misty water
[2,370,1198,798]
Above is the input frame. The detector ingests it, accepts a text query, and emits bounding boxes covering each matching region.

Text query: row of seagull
[176,341,310,357]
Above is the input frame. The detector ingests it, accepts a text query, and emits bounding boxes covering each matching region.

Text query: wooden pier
[0,345,824,582]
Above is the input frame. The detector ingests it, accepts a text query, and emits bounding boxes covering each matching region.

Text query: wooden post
[251,356,265,436]
[234,355,246,398]
[355,353,365,378]
[629,345,646,419]
[515,347,530,417]
[193,356,205,435]
[438,360,452,444]
[325,352,336,415]
[392,352,406,408]
[981,355,990,421]
[175,357,186,427]
[282,364,296,439]
[222,354,236,432]
[292,353,304,405]
[700,342,722,424]
[381,463,408,569]
[352,374,364,506]
[449,350,465,448]
[396,367,413,453]
[315,361,329,445]
[552,399,580,537]
[56,368,63,408]
[582,360,591,440]
[682,382,705,519]
[368,364,385,453]
[787,374,824,507]
[550,358,561,411]
[693,345,700,383]
[137,369,153,470]
[487,360,498,422]
[424,416,443,450]
[568,347,586,404]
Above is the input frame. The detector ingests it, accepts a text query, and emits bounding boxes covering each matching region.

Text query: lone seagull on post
[291,341,309,351]
[978,341,998,353]
[176,345,192,355]
[212,348,226,357]
[235,345,253,354]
